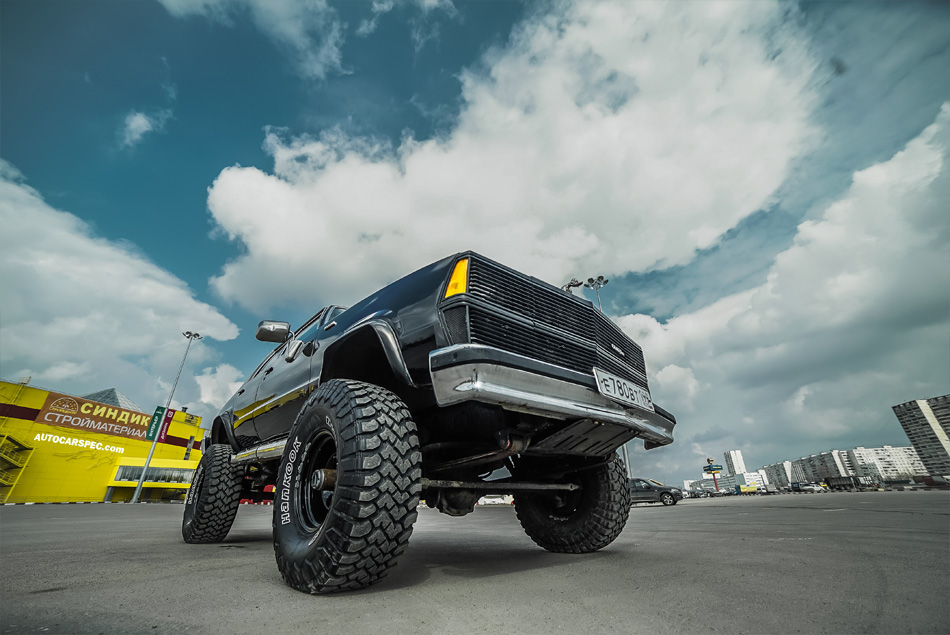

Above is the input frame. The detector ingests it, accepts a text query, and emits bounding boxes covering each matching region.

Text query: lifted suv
[182,252,676,593]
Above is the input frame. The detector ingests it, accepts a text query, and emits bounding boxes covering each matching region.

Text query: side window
[291,308,327,343]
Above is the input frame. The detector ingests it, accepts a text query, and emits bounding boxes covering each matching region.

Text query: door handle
[237,388,245,395]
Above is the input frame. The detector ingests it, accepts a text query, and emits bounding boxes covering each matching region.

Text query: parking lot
[1,490,948,634]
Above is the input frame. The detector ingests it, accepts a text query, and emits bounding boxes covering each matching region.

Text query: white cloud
[35,361,92,383]
[409,17,441,53]
[121,112,154,147]
[158,0,345,80]
[118,58,177,149]
[0,162,239,421]
[356,1,395,37]
[205,1,820,313]
[159,0,459,76]
[406,0,458,52]
[120,109,172,148]
[619,103,950,478]
[653,364,704,413]
[191,364,245,414]
[412,0,455,13]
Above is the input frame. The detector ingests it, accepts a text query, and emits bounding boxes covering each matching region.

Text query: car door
[252,309,327,441]
[638,480,660,503]
[629,479,651,503]
[226,346,285,440]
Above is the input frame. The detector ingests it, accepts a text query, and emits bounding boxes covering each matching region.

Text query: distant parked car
[799,483,824,493]
[685,489,709,498]
[629,478,683,506]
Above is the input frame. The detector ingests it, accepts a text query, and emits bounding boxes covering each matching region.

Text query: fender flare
[213,412,241,452]
[321,320,416,388]
[369,321,416,388]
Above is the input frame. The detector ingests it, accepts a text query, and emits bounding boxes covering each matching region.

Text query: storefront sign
[36,392,150,442]
[33,432,126,454]
[158,408,176,443]
[145,407,166,442]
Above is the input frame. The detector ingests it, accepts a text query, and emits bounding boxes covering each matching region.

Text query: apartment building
[761,461,793,487]
[848,445,927,480]
[892,395,950,477]
[793,450,852,482]
[724,449,747,476]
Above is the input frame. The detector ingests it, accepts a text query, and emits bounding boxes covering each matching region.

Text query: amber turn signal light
[444,257,470,298]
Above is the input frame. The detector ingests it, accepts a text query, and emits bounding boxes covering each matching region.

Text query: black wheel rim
[548,488,583,517]
[297,428,338,532]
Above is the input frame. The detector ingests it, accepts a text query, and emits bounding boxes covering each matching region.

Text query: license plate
[593,368,654,412]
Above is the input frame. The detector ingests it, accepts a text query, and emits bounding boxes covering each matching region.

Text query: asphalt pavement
[1,490,948,635]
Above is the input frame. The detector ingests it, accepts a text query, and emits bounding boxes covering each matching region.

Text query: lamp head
[561,278,583,292]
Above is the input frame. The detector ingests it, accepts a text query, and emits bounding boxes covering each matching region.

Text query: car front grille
[443,256,648,389]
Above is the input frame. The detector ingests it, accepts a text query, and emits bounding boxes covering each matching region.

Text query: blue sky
[2,0,948,488]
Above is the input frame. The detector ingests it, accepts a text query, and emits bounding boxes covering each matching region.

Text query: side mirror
[256,320,291,343]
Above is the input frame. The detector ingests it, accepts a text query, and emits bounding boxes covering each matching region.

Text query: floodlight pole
[131,331,201,503]
[583,275,609,312]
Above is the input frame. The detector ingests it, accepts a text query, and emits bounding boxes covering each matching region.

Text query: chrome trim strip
[231,439,287,464]
[429,345,674,446]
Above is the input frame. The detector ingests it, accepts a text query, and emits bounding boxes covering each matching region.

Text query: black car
[182,252,677,594]
[629,478,683,505]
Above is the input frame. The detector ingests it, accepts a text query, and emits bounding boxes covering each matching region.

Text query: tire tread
[514,458,630,553]
[273,380,421,594]
[182,444,243,543]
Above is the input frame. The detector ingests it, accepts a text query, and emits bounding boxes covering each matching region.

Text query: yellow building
[0,380,203,503]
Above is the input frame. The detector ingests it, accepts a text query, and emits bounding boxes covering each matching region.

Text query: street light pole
[131,331,202,503]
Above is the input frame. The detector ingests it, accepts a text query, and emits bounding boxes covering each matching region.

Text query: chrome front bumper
[429,344,675,447]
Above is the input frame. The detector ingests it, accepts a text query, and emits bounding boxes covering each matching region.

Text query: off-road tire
[273,379,422,594]
[182,444,244,543]
[514,457,630,553]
